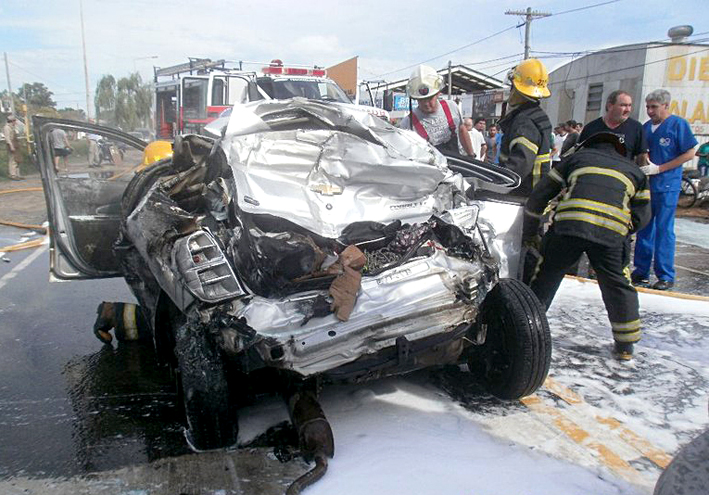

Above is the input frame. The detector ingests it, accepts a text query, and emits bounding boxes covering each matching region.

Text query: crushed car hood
[220,98,466,238]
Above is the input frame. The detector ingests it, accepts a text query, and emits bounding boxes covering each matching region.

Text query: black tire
[174,323,238,450]
[678,178,698,208]
[654,428,709,495]
[468,278,551,399]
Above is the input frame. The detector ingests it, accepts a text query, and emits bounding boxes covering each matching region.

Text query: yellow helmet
[406,65,444,99]
[139,140,173,171]
[509,59,551,99]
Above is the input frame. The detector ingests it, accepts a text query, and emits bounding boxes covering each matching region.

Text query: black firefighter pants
[529,232,641,344]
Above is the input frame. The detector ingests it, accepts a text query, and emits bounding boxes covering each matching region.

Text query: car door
[33,117,147,279]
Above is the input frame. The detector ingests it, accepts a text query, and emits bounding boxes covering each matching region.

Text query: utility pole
[3,52,15,115]
[505,7,551,59]
[447,60,452,99]
[80,0,91,121]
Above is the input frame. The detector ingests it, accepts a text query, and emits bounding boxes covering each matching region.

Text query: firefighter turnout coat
[522,145,651,345]
[499,101,552,196]
[523,146,651,246]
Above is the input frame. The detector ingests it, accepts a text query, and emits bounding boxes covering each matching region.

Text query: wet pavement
[0,214,707,494]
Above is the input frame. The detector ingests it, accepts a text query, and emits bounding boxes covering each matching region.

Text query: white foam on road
[675,217,709,250]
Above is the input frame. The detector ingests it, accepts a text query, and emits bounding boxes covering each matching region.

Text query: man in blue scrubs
[632,89,698,290]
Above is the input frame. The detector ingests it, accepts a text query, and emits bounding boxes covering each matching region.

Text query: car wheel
[654,428,709,495]
[175,323,238,451]
[468,278,551,399]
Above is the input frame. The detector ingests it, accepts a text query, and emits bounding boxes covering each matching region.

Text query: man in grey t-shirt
[49,127,72,173]
[398,65,473,156]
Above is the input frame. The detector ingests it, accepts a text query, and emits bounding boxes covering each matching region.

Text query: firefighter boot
[93,302,150,343]
[613,341,634,361]
[93,302,116,344]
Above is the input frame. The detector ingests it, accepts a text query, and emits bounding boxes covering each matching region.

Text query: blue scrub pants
[633,190,680,282]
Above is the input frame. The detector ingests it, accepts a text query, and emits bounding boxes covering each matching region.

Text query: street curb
[565,274,709,302]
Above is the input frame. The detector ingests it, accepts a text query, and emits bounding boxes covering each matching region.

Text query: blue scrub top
[643,115,698,192]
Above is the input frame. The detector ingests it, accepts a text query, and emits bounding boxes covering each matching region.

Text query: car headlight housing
[173,230,246,303]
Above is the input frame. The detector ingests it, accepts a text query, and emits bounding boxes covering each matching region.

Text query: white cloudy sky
[0,0,705,110]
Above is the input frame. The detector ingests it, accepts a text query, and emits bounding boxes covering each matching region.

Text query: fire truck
[155,58,387,139]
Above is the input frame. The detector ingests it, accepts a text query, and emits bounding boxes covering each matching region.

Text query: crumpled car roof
[220,98,466,238]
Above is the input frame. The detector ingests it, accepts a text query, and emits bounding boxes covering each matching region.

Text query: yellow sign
[669,99,708,124]
[667,55,709,81]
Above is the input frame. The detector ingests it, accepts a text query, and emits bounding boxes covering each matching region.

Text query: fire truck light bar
[261,66,327,77]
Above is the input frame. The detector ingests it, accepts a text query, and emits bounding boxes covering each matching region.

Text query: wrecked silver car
[34,100,550,452]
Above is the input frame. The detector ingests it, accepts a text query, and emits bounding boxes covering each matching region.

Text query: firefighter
[398,65,474,157]
[91,142,173,345]
[522,132,651,360]
[498,58,553,197]
[137,140,173,172]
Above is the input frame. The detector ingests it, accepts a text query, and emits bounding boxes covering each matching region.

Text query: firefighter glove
[640,163,661,175]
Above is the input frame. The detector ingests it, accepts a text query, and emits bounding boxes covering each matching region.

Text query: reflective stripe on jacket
[523,146,651,247]
[499,101,552,196]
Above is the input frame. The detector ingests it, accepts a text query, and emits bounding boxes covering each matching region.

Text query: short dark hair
[474,117,486,125]
[606,90,631,109]
[565,120,577,127]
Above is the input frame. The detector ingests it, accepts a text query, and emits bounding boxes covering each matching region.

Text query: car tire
[468,278,551,399]
[175,323,238,451]
[654,428,709,495]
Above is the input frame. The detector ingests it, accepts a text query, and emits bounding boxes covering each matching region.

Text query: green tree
[15,82,56,108]
[58,107,87,121]
[95,72,152,131]
[94,74,116,124]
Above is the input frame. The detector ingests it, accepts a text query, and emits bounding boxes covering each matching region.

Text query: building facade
[542,40,708,165]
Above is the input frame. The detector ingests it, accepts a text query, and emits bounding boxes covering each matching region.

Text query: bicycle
[678,170,698,208]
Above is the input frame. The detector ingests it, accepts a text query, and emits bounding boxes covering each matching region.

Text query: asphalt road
[0,230,708,494]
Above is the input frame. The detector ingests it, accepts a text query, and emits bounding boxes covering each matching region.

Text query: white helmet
[406,65,444,99]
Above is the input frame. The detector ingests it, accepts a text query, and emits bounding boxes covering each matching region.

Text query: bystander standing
[696,141,709,177]
[560,120,581,157]
[2,115,23,180]
[485,124,500,163]
[578,90,648,165]
[551,123,567,164]
[50,127,73,173]
[632,89,698,291]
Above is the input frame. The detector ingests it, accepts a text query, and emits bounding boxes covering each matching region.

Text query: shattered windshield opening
[257,78,351,103]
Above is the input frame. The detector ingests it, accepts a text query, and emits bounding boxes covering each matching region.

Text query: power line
[547,0,621,17]
[460,53,525,67]
[6,60,82,95]
[372,24,519,78]
[547,45,709,86]
[505,8,551,59]
[532,37,709,58]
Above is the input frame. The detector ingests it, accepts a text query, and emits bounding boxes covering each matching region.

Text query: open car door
[33,117,148,279]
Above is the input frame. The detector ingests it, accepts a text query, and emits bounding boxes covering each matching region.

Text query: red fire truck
[155,58,383,139]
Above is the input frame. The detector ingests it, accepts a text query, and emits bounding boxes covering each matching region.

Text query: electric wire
[547,46,709,86]
[373,24,519,78]
[546,0,622,17]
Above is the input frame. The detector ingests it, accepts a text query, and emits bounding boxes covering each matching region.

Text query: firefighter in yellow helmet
[498,58,553,197]
[138,140,173,172]
[399,65,474,157]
